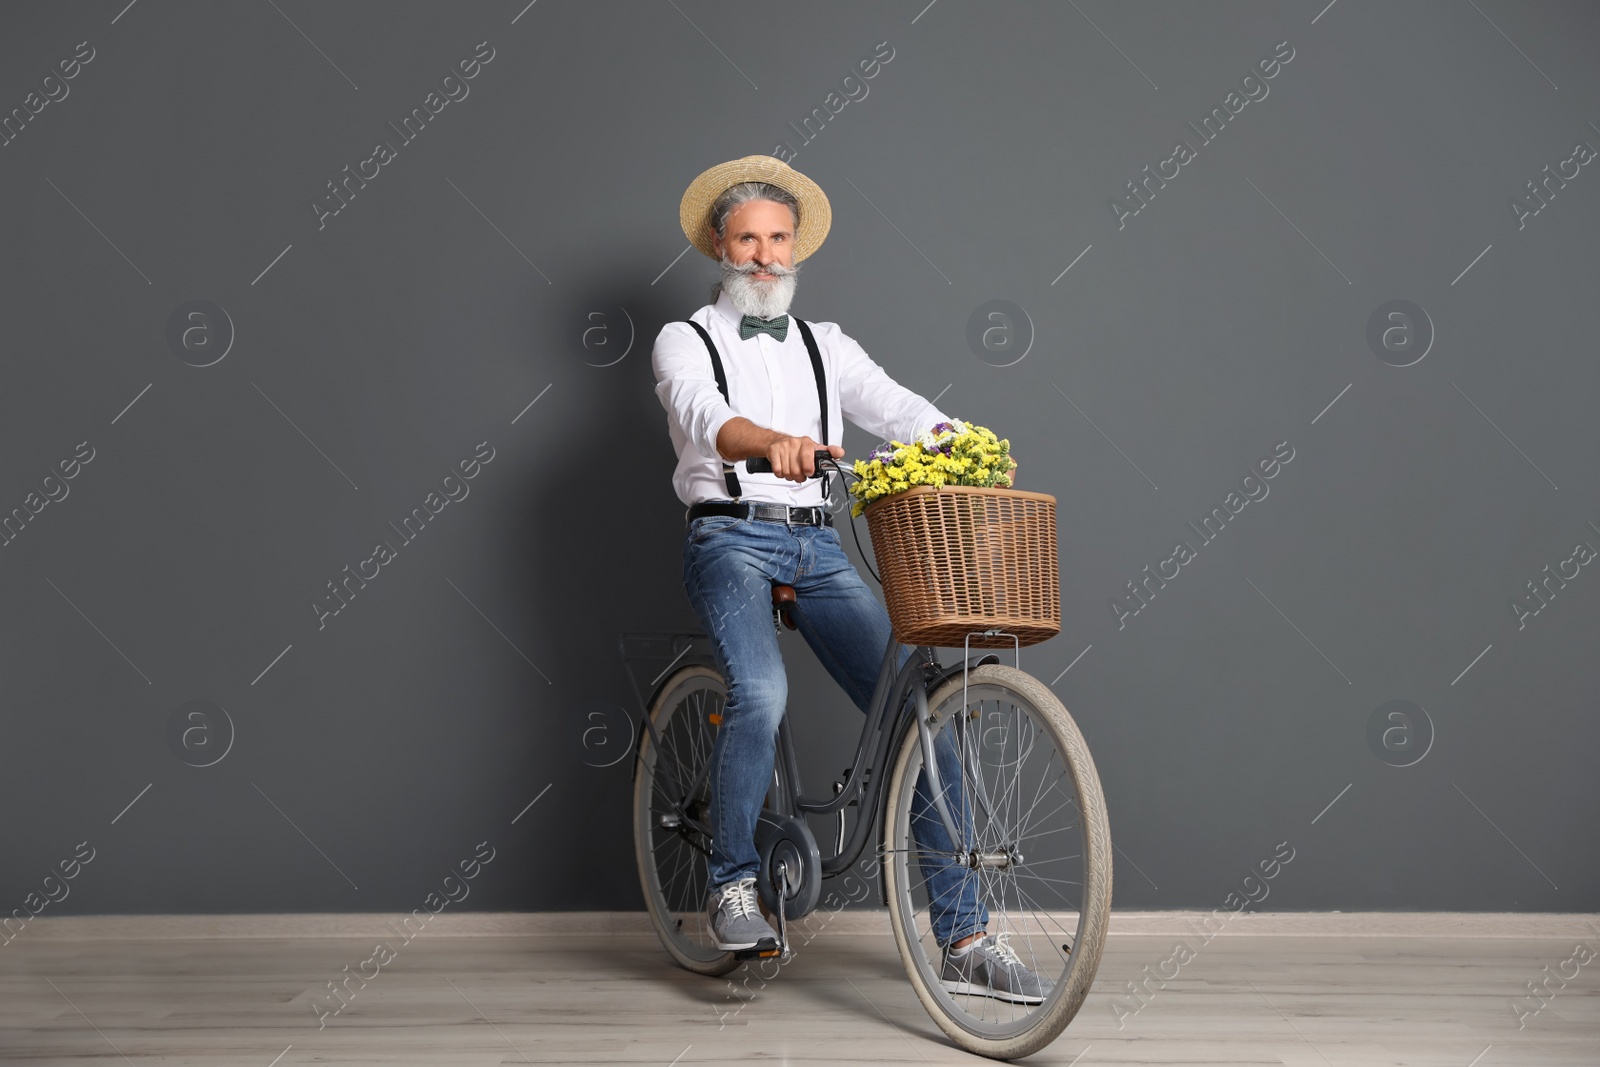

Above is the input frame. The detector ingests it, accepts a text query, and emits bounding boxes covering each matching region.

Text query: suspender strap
[684,321,744,499]
[682,317,831,503]
[795,318,832,502]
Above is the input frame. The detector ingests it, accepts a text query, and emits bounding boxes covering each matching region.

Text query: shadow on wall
[516,271,712,909]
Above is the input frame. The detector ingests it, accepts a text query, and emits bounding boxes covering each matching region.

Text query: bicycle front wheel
[632,664,739,976]
[882,663,1112,1060]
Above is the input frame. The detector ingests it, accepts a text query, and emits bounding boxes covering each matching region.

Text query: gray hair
[708,181,801,301]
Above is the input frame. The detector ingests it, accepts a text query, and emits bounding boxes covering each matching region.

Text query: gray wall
[1,0,1595,920]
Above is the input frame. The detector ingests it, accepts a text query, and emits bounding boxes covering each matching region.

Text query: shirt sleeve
[832,324,950,445]
[653,321,738,462]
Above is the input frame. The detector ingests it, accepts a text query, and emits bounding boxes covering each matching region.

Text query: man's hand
[767,436,845,482]
[714,418,843,481]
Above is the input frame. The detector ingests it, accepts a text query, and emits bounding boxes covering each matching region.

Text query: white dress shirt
[653,289,950,509]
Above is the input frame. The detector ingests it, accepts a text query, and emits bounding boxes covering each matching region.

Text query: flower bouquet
[848,419,1058,649]
[847,419,1017,517]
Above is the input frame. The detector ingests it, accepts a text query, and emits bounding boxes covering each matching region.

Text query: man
[651,155,1047,1004]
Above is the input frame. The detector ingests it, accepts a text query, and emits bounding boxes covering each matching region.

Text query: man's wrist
[714,417,787,462]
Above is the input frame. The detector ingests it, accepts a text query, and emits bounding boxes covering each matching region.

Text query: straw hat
[679,154,832,263]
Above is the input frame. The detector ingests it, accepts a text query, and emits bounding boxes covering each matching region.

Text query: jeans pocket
[688,515,745,543]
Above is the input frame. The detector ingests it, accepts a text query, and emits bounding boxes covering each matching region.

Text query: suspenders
[682,317,830,503]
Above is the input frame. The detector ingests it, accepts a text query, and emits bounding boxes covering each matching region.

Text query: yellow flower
[846,419,1021,511]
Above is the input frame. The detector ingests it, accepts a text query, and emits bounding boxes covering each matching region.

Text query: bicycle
[623,452,1111,1060]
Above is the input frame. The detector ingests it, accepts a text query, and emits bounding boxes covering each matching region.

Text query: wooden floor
[3,920,1597,1065]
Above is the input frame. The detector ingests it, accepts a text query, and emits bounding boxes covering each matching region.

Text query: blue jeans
[681,507,989,948]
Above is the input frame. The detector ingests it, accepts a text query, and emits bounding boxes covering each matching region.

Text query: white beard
[719,253,800,319]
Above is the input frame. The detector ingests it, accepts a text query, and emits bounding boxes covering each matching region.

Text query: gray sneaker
[706,876,779,951]
[940,932,1054,1005]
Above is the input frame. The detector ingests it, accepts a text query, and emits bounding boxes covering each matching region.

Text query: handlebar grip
[744,449,836,477]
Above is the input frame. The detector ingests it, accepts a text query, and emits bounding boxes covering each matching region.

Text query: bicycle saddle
[771,583,798,630]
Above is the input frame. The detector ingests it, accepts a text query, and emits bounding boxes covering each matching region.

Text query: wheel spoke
[633,670,735,970]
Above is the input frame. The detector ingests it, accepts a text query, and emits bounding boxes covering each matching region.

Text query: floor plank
[1,929,1596,1064]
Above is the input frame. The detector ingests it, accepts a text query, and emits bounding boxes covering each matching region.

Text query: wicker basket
[862,484,1060,649]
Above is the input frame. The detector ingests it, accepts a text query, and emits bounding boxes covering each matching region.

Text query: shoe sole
[715,936,778,952]
[939,977,1046,1005]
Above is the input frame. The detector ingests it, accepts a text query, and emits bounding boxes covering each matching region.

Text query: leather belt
[686,500,833,527]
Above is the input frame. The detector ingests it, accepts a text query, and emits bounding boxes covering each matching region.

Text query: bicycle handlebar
[744,449,838,478]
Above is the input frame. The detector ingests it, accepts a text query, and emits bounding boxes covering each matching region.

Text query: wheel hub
[965,847,1024,870]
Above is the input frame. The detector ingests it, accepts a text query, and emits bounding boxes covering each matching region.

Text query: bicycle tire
[632,664,740,976]
[881,663,1112,1059]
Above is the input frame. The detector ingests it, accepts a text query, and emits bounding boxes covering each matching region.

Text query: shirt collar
[712,288,743,328]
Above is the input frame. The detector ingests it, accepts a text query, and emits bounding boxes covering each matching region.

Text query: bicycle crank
[775,861,792,960]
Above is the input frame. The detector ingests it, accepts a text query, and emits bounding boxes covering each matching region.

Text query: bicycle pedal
[733,938,781,960]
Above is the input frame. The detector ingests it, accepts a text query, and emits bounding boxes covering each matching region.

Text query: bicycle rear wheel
[632,664,739,976]
[882,663,1111,1060]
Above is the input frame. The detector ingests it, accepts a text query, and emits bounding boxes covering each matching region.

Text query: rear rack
[619,630,718,723]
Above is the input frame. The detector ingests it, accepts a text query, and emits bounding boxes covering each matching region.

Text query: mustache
[721,256,799,278]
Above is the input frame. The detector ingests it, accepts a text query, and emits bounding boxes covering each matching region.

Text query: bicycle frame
[770,634,944,878]
[627,629,997,883]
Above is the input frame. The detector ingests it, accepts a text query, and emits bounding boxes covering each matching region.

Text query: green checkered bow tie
[739,313,789,342]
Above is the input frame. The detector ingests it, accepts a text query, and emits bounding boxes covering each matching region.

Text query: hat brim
[679,155,831,263]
